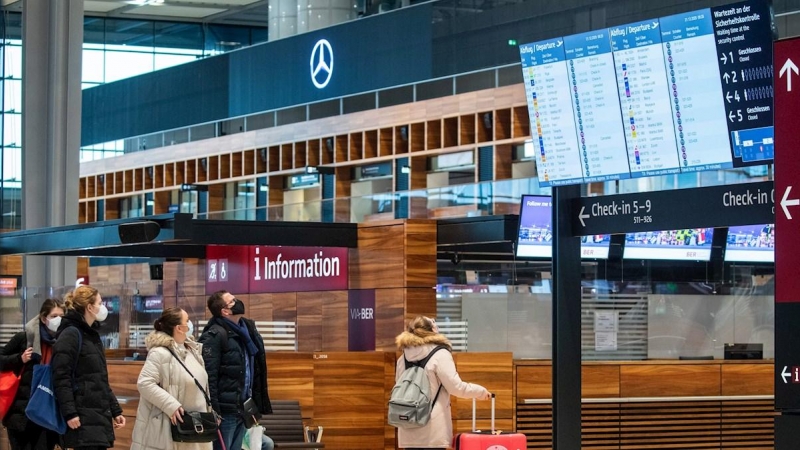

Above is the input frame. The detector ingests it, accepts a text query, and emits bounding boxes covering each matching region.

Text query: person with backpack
[0,298,65,450]
[51,285,126,450]
[393,316,490,450]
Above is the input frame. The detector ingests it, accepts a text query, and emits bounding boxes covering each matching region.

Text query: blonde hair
[407,316,437,337]
[64,285,99,313]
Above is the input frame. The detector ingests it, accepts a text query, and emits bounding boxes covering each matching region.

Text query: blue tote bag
[25,364,66,434]
[26,327,82,435]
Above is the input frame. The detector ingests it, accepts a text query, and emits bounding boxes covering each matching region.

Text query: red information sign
[775,37,800,303]
[205,245,349,295]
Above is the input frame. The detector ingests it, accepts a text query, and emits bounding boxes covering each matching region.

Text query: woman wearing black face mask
[199,291,272,450]
[0,299,65,450]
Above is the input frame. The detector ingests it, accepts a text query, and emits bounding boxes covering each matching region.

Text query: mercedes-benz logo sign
[310,39,333,89]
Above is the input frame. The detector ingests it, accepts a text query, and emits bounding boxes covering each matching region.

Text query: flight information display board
[519,0,774,187]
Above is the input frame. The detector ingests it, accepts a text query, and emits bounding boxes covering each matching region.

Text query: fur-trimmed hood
[145,330,201,353]
[395,331,451,351]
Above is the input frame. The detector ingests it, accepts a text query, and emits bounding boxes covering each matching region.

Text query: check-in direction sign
[571,181,774,237]
[775,37,800,304]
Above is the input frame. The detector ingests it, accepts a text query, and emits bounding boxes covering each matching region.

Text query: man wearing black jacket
[199,290,272,450]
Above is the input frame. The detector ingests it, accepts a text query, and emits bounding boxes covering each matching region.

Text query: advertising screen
[519,0,774,187]
[724,224,774,262]
[516,195,610,259]
[623,228,715,260]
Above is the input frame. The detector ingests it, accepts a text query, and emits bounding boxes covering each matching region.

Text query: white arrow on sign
[783,366,791,384]
[780,58,799,92]
[578,206,590,227]
[725,91,732,103]
[720,53,727,64]
[781,186,800,220]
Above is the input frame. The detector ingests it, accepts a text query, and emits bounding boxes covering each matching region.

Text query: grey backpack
[388,345,449,428]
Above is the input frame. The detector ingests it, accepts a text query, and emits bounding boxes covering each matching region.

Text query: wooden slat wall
[516,361,777,450]
[452,352,515,434]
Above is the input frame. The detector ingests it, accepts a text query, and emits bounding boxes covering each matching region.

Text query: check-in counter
[100,357,775,450]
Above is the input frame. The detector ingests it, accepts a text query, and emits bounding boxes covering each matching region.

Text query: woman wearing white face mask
[131,307,212,450]
[51,285,126,450]
[0,298,64,450]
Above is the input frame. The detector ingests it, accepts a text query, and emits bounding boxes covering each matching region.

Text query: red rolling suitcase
[453,395,527,450]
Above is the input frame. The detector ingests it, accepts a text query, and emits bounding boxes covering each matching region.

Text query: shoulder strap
[166,347,213,409]
[403,345,450,408]
[64,327,82,380]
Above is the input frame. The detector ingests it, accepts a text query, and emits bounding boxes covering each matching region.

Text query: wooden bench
[261,400,324,449]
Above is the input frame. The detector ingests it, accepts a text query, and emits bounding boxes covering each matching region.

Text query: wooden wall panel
[404,220,436,287]
[721,363,774,396]
[517,365,621,400]
[620,364,721,397]
[266,352,315,416]
[452,353,514,420]
[0,255,22,275]
[351,223,405,289]
[313,352,391,449]
[163,259,206,297]
[583,365,620,398]
[248,292,274,322]
[297,292,323,352]
[406,287,436,320]
[375,288,404,352]
[271,292,298,322]
[321,291,349,352]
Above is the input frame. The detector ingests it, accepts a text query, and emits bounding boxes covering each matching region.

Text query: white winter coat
[131,332,212,450]
[395,332,488,449]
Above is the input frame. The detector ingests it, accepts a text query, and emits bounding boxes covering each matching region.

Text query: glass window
[3,44,21,79]
[104,50,154,83]
[154,22,203,52]
[3,79,21,113]
[154,53,197,71]
[105,19,154,49]
[2,146,20,181]
[2,113,20,147]
[83,49,105,84]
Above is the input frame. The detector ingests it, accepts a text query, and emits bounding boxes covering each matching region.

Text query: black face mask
[229,299,246,315]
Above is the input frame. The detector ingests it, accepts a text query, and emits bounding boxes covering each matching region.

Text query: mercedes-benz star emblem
[310,39,333,89]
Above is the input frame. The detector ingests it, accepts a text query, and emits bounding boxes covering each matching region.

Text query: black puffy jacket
[51,311,123,448]
[199,316,272,416]
[0,331,34,431]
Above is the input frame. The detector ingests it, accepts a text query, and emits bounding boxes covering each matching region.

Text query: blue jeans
[261,435,275,450]
[216,413,246,450]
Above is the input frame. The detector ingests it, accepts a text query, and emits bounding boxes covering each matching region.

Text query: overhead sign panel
[571,181,774,236]
[519,0,774,187]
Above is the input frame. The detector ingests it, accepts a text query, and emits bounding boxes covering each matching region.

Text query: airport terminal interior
[1,0,799,448]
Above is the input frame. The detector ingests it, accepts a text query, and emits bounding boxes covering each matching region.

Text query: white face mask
[93,303,109,322]
[186,320,194,336]
[46,316,62,333]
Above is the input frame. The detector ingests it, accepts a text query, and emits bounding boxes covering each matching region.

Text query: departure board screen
[519,0,774,187]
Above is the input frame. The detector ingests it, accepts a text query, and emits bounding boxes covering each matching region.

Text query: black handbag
[166,348,219,443]
[242,397,261,429]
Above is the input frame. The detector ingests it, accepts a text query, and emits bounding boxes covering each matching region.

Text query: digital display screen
[725,224,774,262]
[623,228,715,260]
[516,195,610,259]
[519,0,774,187]
[137,295,164,313]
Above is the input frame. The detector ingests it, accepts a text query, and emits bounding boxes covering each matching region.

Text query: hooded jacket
[130,331,211,450]
[394,331,488,449]
[51,310,123,449]
[0,317,54,432]
[198,316,272,416]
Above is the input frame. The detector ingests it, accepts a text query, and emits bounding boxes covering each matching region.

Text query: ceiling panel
[122,5,227,18]
[84,1,127,13]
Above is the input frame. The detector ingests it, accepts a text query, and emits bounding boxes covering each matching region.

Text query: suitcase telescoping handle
[471,393,495,433]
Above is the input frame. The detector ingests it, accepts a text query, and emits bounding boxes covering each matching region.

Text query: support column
[21,0,83,290]
[551,184,581,449]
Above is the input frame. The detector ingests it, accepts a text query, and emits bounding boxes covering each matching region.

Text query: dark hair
[63,285,99,314]
[207,290,229,317]
[38,298,65,320]
[154,307,184,337]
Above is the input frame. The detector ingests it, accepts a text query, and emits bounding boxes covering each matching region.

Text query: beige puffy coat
[395,332,489,449]
[130,332,212,450]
